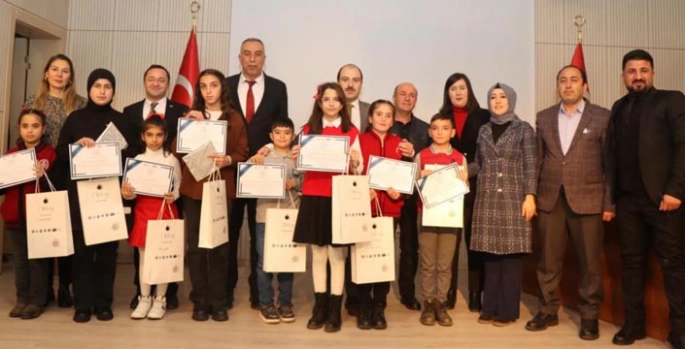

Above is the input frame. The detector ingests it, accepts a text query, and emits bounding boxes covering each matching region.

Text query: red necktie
[245,80,256,123]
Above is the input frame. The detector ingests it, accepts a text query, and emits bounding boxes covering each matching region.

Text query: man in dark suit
[122,64,189,310]
[226,38,288,310]
[337,64,370,132]
[525,65,614,340]
[605,49,685,349]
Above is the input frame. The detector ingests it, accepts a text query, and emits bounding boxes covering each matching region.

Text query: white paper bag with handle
[351,199,396,284]
[198,167,229,248]
[26,174,74,259]
[263,192,306,273]
[331,174,373,244]
[142,202,185,284]
[77,176,127,245]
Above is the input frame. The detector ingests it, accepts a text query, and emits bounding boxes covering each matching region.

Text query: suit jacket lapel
[230,77,244,117]
[549,106,564,157]
[254,75,269,117]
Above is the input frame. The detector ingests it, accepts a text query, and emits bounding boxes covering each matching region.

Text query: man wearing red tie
[122,64,189,310]
[226,38,289,310]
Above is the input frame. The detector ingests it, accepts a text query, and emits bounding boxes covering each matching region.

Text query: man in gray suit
[525,65,614,340]
[337,64,369,132]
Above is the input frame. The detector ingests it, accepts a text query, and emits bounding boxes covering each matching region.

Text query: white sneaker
[131,296,152,319]
[147,296,167,320]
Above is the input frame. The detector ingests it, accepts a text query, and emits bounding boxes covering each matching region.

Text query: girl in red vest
[292,82,362,333]
[356,100,407,329]
[1,109,56,320]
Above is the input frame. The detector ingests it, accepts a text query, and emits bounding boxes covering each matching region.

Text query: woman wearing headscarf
[469,83,537,327]
[56,68,135,323]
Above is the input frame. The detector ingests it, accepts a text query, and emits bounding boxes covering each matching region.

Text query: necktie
[246,80,256,123]
[147,102,159,119]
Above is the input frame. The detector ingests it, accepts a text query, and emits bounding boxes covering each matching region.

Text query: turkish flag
[171,30,199,108]
[570,42,590,96]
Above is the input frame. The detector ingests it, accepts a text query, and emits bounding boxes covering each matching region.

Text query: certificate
[416,163,469,208]
[96,122,128,150]
[69,142,122,180]
[367,155,417,194]
[122,158,174,198]
[0,148,37,190]
[236,162,286,199]
[297,134,349,173]
[176,118,227,154]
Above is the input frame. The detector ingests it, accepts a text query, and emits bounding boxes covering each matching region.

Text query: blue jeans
[255,223,294,306]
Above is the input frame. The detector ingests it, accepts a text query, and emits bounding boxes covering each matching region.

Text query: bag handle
[34,171,57,194]
[156,200,176,220]
[276,190,298,210]
[373,196,383,218]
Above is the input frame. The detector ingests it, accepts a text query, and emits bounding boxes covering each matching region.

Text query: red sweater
[359,131,405,217]
[0,143,57,228]
[301,123,360,197]
[453,107,468,138]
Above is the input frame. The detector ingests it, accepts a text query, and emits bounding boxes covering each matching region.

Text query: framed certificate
[296,134,349,173]
[416,163,469,208]
[122,158,174,198]
[176,118,227,154]
[367,155,417,195]
[69,142,122,180]
[236,162,286,199]
[0,148,37,190]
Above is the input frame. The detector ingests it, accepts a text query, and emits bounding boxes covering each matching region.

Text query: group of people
[1,36,684,349]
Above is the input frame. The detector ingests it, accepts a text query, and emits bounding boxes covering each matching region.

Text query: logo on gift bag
[52,239,60,247]
[292,256,299,262]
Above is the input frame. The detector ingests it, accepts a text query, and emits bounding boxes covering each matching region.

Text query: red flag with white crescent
[570,42,590,97]
[171,30,199,108]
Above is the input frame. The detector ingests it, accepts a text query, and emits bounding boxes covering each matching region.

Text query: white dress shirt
[558,100,585,155]
[237,73,265,116]
[142,98,167,120]
[349,99,361,130]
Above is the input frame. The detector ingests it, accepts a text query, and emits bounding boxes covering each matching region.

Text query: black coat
[447,107,490,203]
[122,98,188,154]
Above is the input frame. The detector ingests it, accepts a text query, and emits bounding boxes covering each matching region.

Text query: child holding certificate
[356,100,407,330]
[292,82,363,333]
[122,115,181,320]
[1,109,55,319]
[414,114,468,327]
[247,118,301,324]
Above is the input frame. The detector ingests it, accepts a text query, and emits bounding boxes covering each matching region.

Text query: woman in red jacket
[356,100,411,329]
[0,109,56,320]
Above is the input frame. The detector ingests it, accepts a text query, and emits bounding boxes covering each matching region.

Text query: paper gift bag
[263,208,306,273]
[421,197,464,228]
[26,176,74,259]
[331,175,373,244]
[351,216,396,284]
[198,170,229,248]
[77,177,127,245]
[142,203,185,284]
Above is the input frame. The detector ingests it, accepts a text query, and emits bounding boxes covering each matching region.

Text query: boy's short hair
[271,118,295,132]
[430,113,455,128]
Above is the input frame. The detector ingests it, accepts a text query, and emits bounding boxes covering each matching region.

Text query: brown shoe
[21,305,44,320]
[9,303,27,318]
[434,301,453,326]
[420,300,436,326]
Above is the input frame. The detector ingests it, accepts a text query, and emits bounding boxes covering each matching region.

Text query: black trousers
[616,194,685,332]
[536,189,604,319]
[227,197,258,304]
[448,198,484,295]
[72,230,118,311]
[9,228,50,306]
[133,247,179,297]
[47,256,71,292]
[185,197,230,310]
[482,253,523,321]
[357,282,390,309]
[398,196,420,301]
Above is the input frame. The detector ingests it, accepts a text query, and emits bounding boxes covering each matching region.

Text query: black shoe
[668,332,685,349]
[372,303,387,330]
[525,313,559,331]
[211,309,229,322]
[579,319,599,340]
[225,295,234,310]
[325,295,343,333]
[250,301,260,310]
[73,309,92,323]
[130,294,140,309]
[192,308,210,321]
[445,289,456,310]
[307,293,328,330]
[95,307,114,321]
[345,301,359,317]
[477,312,496,324]
[166,294,179,310]
[612,326,646,345]
[400,297,421,311]
[57,285,73,308]
[468,291,482,313]
[356,308,373,330]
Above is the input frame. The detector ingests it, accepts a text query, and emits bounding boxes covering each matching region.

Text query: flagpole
[574,15,585,44]
[191,1,201,33]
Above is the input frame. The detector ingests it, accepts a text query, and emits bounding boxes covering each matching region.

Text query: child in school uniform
[247,118,301,324]
[415,113,468,327]
[356,100,411,330]
[170,69,248,322]
[291,82,363,333]
[122,115,182,320]
[1,109,56,320]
